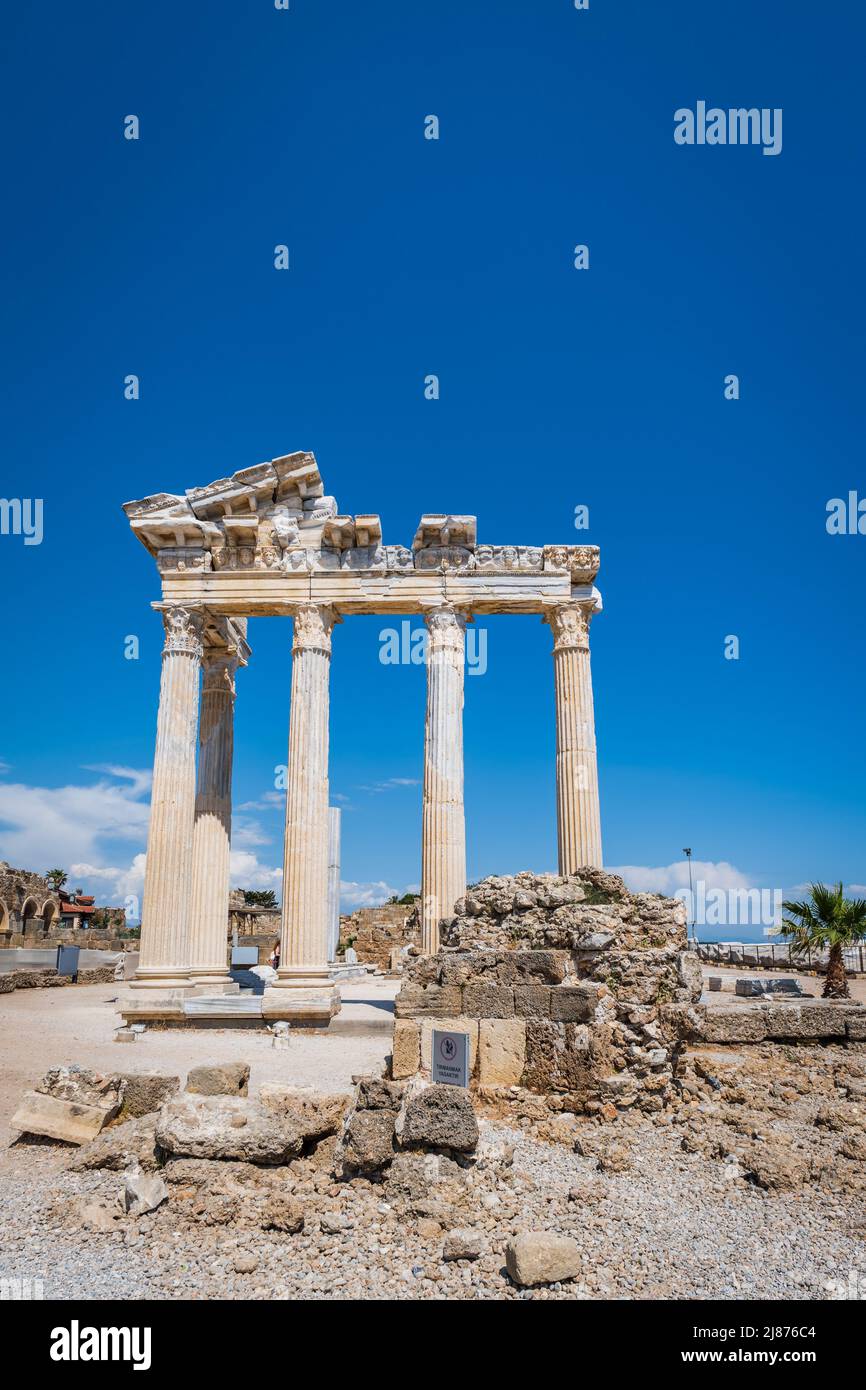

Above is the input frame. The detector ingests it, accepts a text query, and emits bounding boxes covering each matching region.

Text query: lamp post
[683,847,696,943]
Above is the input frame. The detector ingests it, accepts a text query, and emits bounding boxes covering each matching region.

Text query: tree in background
[779,882,866,999]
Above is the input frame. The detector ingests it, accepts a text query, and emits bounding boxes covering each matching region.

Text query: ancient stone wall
[341,901,420,972]
[0,864,61,936]
[392,870,702,1115]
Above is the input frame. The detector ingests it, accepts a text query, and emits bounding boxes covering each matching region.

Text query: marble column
[132,606,203,990]
[544,598,603,873]
[186,640,244,990]
[327,806,341,961]
[420,606,468,955]
[269,605,340,1012]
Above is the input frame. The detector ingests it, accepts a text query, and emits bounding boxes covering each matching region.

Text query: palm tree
[778,882,866,999]
[45,868,67,892]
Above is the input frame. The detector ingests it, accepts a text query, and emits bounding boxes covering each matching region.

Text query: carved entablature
[123,453,602,598]
[543,544,601,584]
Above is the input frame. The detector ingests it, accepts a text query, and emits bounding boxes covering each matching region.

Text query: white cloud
[340,879,398,911]
[228,850,283,891]
[70,854,147,902]
[0,759,10,774]
[848,884,866,895]
[610,860,755,896]
[0,771,151,881]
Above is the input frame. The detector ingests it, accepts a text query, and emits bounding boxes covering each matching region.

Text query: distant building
[0,863,125,938]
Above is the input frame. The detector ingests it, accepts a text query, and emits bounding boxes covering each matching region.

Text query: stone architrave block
[478,1018,527,1086]
[699,1008,768,1044]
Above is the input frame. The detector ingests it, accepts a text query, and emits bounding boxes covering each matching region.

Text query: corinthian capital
[161,606,204,659]
[292,604,340,655]
[201,649,239,697]
[544,600,594,653]
[422,605,470,652]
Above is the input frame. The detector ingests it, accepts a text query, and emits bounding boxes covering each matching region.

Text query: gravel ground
[1,1105,864,1301]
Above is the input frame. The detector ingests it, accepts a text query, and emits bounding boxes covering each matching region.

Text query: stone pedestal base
[188,979,239,996]
[262,985,341,1026]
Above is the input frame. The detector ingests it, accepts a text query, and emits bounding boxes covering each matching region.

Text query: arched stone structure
[122,450,604,1026]
[0,900,9,934]
[21,896,39,934]
[41,900,59,933]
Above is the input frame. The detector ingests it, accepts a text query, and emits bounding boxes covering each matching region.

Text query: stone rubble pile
[395,869,702,1115]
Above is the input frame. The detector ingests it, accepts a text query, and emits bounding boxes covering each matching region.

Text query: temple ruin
[120,450,604,1026]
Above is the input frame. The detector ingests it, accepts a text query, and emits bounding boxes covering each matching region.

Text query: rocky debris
[76,1200,119,1233]
[355,1077,406,1110]
[185,1063,250,1098]
[342,1109,397,1172]
[113,1073,179,1119]
[260,1195,305,1233]
[442,1227,485,1260]
[574,1129,632,1173]
[155,1094,303,1165]
[399,1085,479,1153]
[505,1231,583,1287]
[122,1170,168,1216]
[70,1115,160,1172]
[11,1068,124,1145]
[258,1084,351,1141]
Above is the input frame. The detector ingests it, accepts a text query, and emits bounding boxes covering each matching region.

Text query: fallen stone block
[258,1084,351,1140]
[185,1062,250,1097]
[355,1077,406,1110]
[341,1109,397,1171]
[506,1232,583,1287]
[11,1091,116,1146]
[399,1084,479,1153]
[70,1114,160,1172]
[698,1008,768,1044]
[113,1072,180,1119]
[155,1094,303,1164]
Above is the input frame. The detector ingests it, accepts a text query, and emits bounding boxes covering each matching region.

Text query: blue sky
[1,1,864,934]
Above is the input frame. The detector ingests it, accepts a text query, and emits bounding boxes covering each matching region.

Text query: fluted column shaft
[327,806,342,961]
[187,649,240,985]
[545,601,603,872]
[275,605,338,986]
[133,607,203,988]
[421,607,468,954]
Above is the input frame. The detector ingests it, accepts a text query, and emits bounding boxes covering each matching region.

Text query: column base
[128,970,194,993]
[186,972,239,995]
[261,985,341,1026]
[271,966,333,988]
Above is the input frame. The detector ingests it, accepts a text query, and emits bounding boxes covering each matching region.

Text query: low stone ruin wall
[0,964,119,994]
[341,902,420,973]
[392,869,704,1115]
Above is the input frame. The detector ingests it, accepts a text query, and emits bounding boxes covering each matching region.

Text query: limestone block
[155,1095,303,1164]
[392,1019,421,1078]
[11,1091,114,1146]
[186,1062,250,1097]
[478,1019,527,1086]
[419,1017,479,1074]
[123,1171,168,1216]
[399,1085,479,1152]
[342,1109,396,1171]
[113,1072,179,1119]
[394,983,464,1018]
[697,1008,768,1044]
[505,1232,583,1287]
[514,985,552,1017]
[258,1084,351,1139]
[764,1005,849,1040]
[847,1012,866,1041]
[550,985,595,1023]
[462,983,515,1018]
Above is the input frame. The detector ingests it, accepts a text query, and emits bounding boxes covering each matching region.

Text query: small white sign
[431,1028,469,1087]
